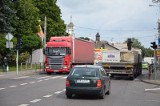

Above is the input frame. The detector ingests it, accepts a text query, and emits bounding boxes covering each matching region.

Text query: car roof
[73,65,103,69]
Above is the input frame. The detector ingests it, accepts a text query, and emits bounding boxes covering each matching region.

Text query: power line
[75,25,156,32]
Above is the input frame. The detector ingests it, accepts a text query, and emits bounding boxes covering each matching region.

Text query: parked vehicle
[99,49,142,80]
[142,62,149,70]
[44,36,94,74]
[66,65,111,99]
[143,57,154,65]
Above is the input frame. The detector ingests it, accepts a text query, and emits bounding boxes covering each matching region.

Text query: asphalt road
[0,71,160,106]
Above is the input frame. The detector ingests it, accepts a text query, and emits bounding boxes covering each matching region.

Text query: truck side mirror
[68,49,71,54]
[43,48,47,55]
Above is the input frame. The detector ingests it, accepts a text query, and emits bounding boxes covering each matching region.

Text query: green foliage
[33,0,66,41]
[12,0,40,37]
[124,38,153,57]
[0,0,66,64]
[21,34,42,54]
[79,37,90,41]
[0,0,17,33]
[12,51,30,64]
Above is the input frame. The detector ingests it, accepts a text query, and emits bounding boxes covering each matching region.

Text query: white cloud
[57,0,160,48]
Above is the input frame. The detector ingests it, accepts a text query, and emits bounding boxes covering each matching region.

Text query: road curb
[140,79,160,86]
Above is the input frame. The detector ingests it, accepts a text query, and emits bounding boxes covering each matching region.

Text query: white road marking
[37,80,43,82]
[37,76,51,79]
[145,87,160,91]
[9,85,17,88]
[20,83,28,86]
[0,88,6,90]
[54,91,63,94]
[18,104,29,106]
[60,76,67,79]
[48,76,62,80]
[44,78,49,81]
[30,99,41,103]
[62,89,66,91]
[13,76,30,79]
[29,81,35,84]
[43,94,53,98]
[0,75,4,77]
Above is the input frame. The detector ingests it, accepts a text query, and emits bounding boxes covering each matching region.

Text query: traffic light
[127,38,133,50]
[151,42,157,49]
[16,37,22,50]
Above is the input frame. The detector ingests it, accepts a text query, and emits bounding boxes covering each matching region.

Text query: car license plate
[76,79,90,83]
[54,70,59,72]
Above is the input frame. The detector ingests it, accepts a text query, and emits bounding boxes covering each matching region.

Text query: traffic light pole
[154,49,157,80]
[16,50,19,75]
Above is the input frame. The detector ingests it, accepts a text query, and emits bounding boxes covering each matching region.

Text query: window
[71,67,98,77]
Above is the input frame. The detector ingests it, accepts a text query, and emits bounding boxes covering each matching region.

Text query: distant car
[142,62,149,70]
[66,65,111,99]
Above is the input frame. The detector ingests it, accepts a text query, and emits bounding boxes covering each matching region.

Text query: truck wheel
[129,76,134,80]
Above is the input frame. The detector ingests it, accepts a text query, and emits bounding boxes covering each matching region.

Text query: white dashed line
[9,85,17,88]
[29,81,35,84]
[30,99,41,103]
[54,91,63,94]
[60,76,67,79]
[0,88,6,90]
[18,104,29,106]
[37,80,43,82]
[20,83,28,86]
[49,76,62,80]
[44,78,49,81]
[37,76,51,79]
[62,89,66,91]
[43,94,53,98]
[145,88,160,91]
[13,76,30,79]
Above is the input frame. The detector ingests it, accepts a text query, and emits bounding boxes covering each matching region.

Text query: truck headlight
[63,66,67,68]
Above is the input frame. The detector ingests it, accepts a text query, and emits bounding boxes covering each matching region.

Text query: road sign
[6,41,13,48]
[156,49,160,57]
[5,33,13,41]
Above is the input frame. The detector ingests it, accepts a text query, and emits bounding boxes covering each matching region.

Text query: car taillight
[66,79,70,87]
[97,79,102,88]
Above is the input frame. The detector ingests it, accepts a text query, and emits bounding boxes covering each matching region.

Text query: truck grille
[48,56,64,70]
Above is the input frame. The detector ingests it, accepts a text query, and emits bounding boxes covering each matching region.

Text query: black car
[66,65,111,99]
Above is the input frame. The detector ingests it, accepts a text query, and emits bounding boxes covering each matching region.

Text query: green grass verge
[0,64,43,72]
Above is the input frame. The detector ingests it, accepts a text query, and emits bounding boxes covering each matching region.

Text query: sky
[57,0,160,48]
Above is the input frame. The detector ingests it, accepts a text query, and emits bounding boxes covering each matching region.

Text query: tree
[12,0,40,38]
[33,0,66,41]
[79,37,90,41]
[0,0,17,33]
[124,37,153,57]
[0,34,17,65]
[21,34,42,62]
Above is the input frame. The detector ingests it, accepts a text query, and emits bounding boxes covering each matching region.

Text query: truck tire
[129,76,134,80]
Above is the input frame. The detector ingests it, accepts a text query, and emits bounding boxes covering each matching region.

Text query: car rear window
[71,67,99,77]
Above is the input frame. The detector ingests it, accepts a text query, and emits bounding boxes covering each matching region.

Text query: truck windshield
[47,47,67,56]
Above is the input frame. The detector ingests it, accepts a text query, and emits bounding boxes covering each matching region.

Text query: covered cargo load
[73,38,94,64]
[97,49,142,80]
